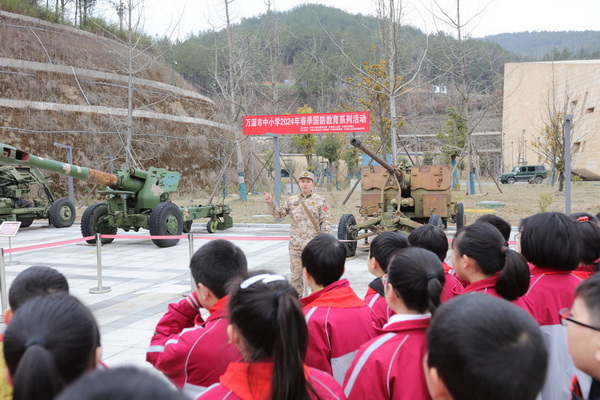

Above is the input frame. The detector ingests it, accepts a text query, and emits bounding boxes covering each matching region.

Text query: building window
[586,107,595,114]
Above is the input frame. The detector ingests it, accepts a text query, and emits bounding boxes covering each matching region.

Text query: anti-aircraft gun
[337,139,464,257]
[0,165,76,228]
[0,143,232,248]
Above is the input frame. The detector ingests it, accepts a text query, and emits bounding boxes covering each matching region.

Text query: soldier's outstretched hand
[264,192,273,204]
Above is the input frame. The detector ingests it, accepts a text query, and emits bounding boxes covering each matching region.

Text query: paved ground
[0,221,389,376]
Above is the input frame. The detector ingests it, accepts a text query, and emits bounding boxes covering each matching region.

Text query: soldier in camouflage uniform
[265,171,332,295]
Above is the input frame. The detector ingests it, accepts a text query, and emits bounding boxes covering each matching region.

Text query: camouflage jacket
[268,192,332,248]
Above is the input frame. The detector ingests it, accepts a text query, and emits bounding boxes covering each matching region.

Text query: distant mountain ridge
[482,30,600,60]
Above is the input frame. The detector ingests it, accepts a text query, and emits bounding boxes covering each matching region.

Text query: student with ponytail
[198,272,345,400]
[569,212,600,280]
[451,222,530,301]
[343,247,444,400]
[3,293,100,400]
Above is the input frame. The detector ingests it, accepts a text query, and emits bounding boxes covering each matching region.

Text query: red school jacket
[301,279,377,384]
[343,316,431,400]
[197,361,346,400]
[146,293,242,398]
[364,277,393,329]
[520,266,588,400]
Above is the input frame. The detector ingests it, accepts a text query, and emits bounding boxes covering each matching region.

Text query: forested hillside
[171,4,521,105]
[483,31,600,60]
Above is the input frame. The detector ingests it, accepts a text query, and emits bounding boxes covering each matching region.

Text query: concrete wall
[502,60,600,179]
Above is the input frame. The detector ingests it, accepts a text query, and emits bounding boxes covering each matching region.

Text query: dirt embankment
[0,11,233,200]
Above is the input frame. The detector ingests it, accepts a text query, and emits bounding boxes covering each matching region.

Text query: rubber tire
[183,220,193,233]
[49,198,76,228]
[16,199,34,228]
[206,219,219,234]
[338,213,357,258]
[81,202,116,244]
[428,214,443,229]
[456,202,465,230]
[534,176,543,184]
[507,177,516,184]
[149,202,183,248]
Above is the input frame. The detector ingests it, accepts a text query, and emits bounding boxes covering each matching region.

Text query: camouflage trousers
[289,245,305,296]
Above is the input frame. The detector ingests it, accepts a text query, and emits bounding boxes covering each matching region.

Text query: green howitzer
[0,165,76,228]
[0,143,232,247]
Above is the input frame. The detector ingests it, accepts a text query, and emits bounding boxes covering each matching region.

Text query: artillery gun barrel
[349,139,403,180]
[1,143,119,188]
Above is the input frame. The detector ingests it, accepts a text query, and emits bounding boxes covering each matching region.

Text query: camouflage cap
[298,171,314,181]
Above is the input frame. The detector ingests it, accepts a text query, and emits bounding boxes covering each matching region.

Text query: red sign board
[243,111,370,135]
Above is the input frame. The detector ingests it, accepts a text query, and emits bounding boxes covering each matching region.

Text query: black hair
[569,213,600,266]
[55,366,187,400]
[519,212,581,271]
[474,214,512,242]
[4,293,99,400]
[427,294,548,400]
[575,273,600,327]
[570,212,599,224]
[453,223,530,301]
[227,272,315,400]
[9,266,69,311]
[387,247,445,314]
[369,232,408,273]
[301,233,346,287]
[408,224,449,262]
[190,239,248,298]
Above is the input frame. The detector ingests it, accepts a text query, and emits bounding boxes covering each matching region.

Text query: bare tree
[313,0,428,164]
[429,0,501,193]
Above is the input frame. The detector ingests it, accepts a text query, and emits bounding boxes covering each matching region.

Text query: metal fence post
[0,248,7,313]
[183,232,195,297]
[89,233,111,294]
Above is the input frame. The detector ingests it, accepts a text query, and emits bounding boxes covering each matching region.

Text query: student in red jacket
[569,213,600,280]
[301,233,377,383]
[199,272,345,400]
[343,247,444,400]
[408,224,464,302]
[4,293,101,400]
[519,212,587,399]
[147,239,247,398]
[363,232,408,328]
[564,274,600,400]
[451,222,530,301]
[425,294,548,400]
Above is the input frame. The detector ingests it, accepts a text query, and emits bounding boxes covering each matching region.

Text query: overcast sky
[124,0,600,40]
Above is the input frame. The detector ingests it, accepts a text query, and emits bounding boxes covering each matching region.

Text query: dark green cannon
[0,143,232,247]
[0,165,76,228]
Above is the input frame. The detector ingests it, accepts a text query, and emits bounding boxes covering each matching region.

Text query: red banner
[243,111,370,135]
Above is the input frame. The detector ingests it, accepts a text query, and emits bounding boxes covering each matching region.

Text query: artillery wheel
[456,203,465,230]
[507,177,516,184]
[81,202,117,244]
[49,198,76,228]
[206,219,219,234]
[149,202,183,248]
[183,220,193,233]
[428,214,444,229]
[533,176,544,184]
[16,200,34,228]
[338,213,358,258]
